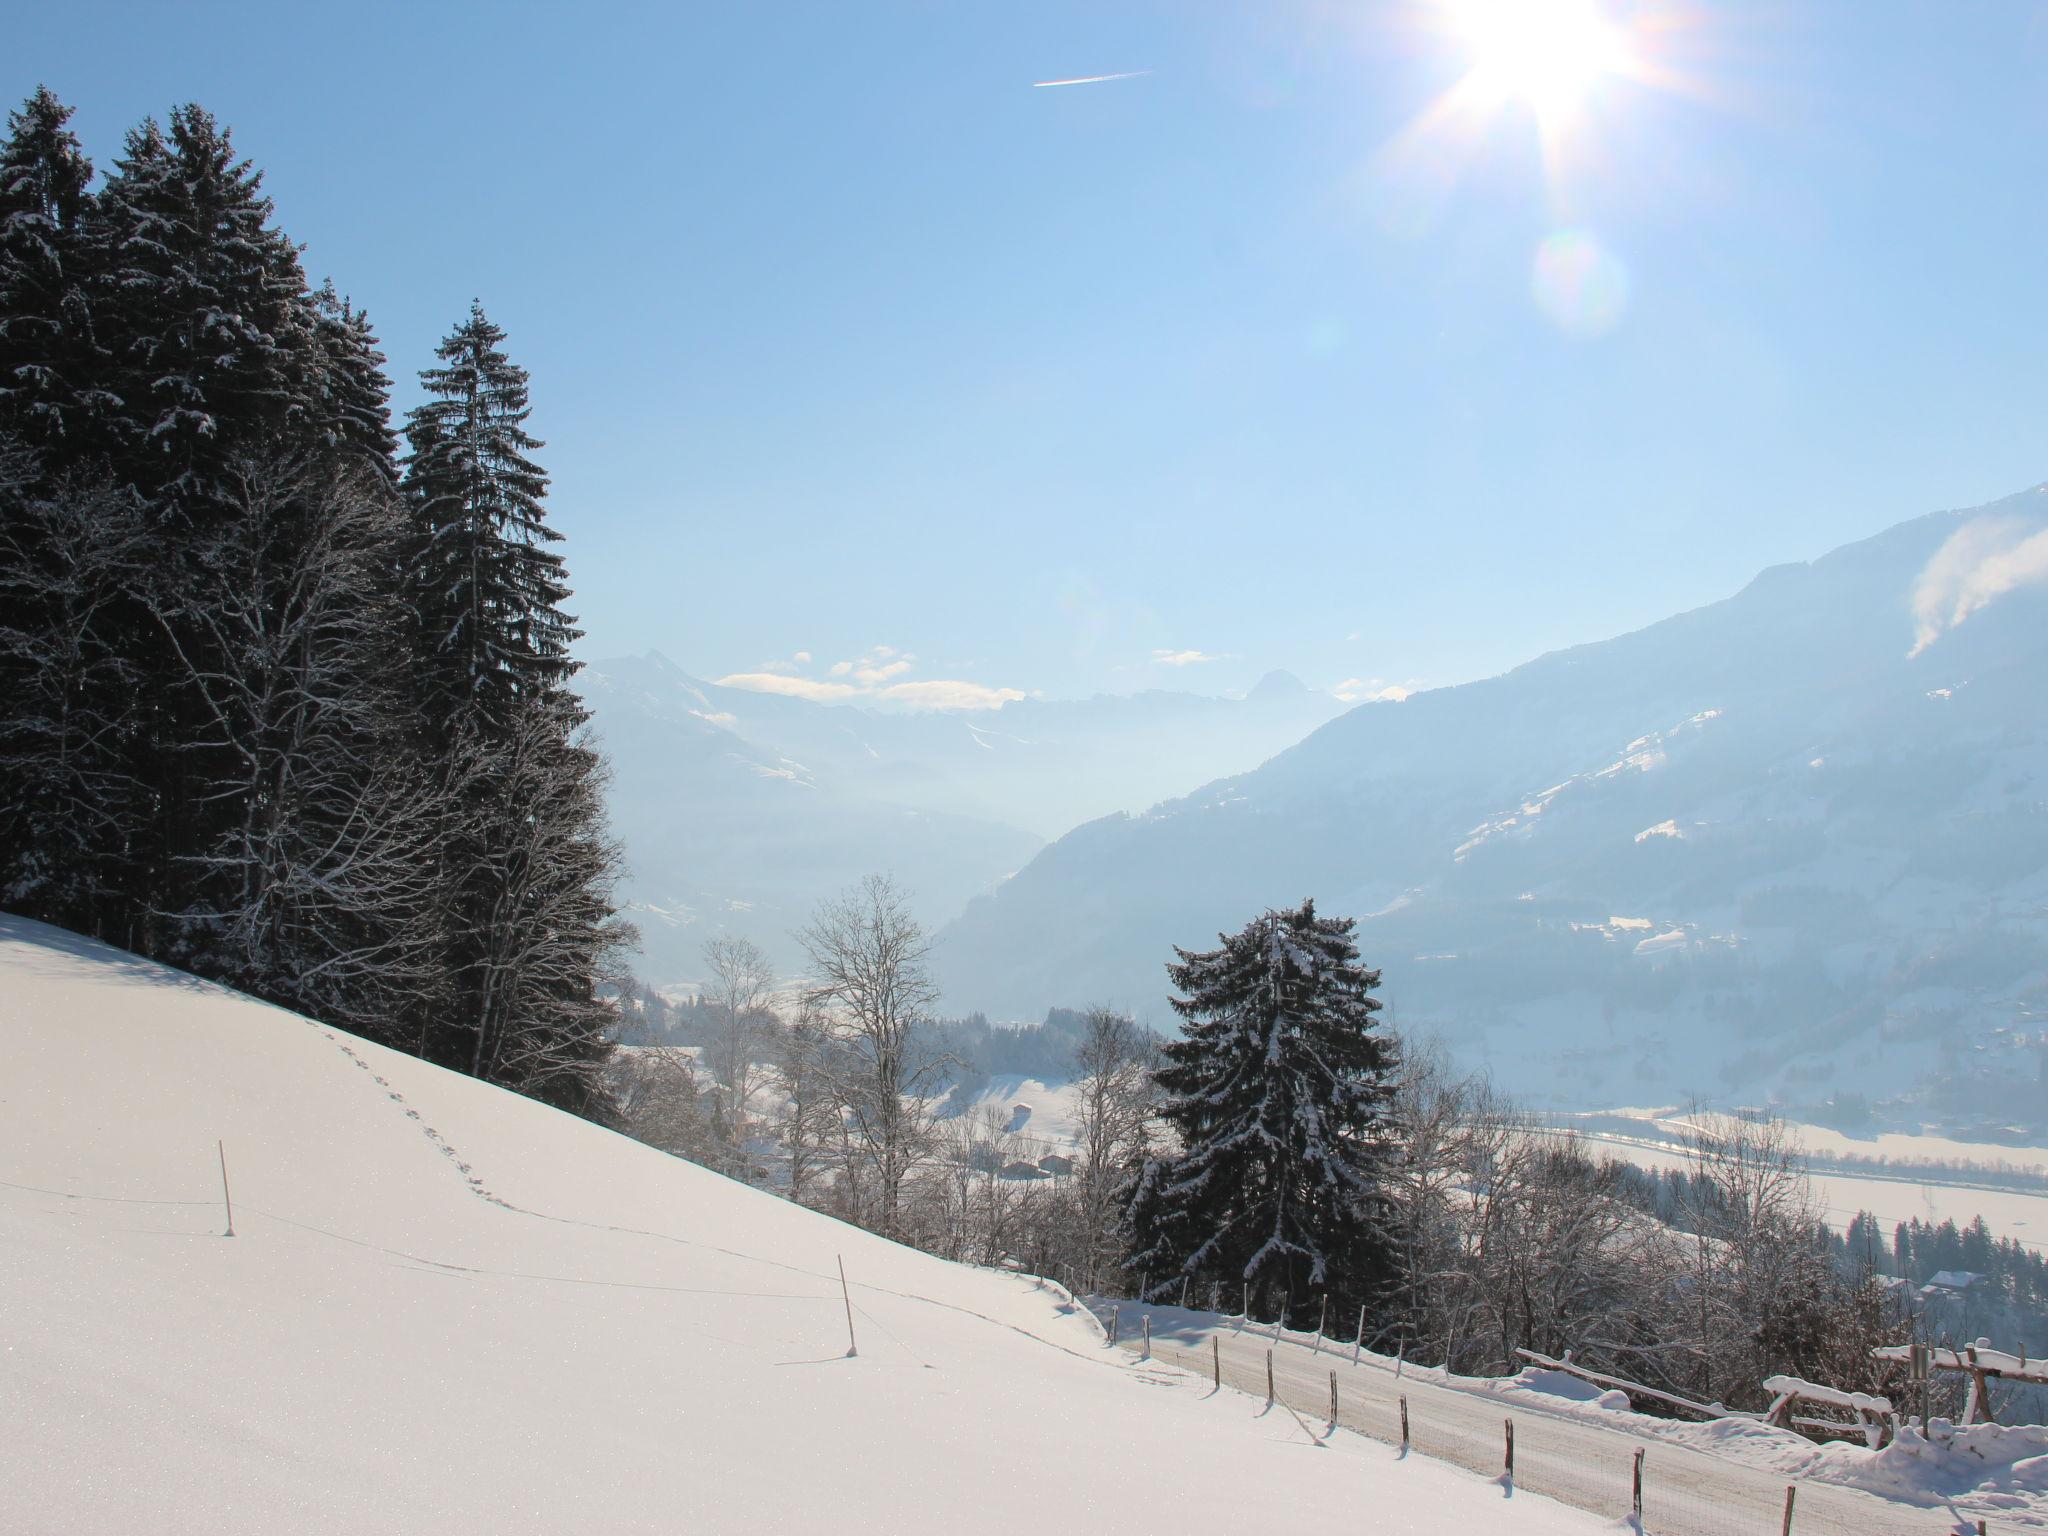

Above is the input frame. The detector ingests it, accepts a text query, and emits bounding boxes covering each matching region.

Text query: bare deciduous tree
[1071,1007,1158,1291]
[702,934,778,1166]
[797,874,944,1238]
[774,996,840,1205]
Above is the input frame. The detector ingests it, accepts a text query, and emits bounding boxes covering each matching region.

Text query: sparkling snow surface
[0,918,1600,1535]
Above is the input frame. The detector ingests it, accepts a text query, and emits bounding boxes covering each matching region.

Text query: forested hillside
[0,90,625,1112]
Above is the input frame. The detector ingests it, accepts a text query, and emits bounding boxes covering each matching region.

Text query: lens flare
[1530,229,1630,337]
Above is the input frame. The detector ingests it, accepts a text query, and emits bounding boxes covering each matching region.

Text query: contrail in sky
[1032,70,1150,88]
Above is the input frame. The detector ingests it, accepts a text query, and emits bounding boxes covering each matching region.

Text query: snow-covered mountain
[581,653,1343,987]
[932,490,2048,1128]
[579,658,1039,989]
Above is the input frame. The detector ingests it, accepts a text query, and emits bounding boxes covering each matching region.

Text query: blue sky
[13,1,2048,707]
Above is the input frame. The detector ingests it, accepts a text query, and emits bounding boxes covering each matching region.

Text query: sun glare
[1452,0,1625,119]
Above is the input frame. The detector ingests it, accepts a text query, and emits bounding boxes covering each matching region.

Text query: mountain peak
[1246,669,1310,702]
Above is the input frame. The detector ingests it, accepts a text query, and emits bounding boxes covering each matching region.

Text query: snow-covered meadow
[0,917,1603,1534]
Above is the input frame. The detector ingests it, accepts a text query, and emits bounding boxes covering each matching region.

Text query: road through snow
[1098,1302,1991,1536]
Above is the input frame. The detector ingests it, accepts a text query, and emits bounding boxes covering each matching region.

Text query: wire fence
[1136,1325,1987,1536]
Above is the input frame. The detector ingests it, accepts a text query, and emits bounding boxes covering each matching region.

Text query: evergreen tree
[399,304,622,1113]
[89,105,312,523]
[1124,899,1399,1322]
[0,87,98,454]
[309,281,399,482]
[400,302,578,731]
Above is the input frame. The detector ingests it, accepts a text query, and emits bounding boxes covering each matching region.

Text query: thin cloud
[1033,70,1150,88]
[1152,648,1223,667]
[716,673,863,704]
[718,646,1025,712]
[1332,677,1414,704]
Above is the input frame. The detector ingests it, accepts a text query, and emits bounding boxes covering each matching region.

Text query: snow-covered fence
[1760,1376,1895,1448]
[1514,1347,1757,1423]
[1142,1334,1899,1535]
[1871,1341,2048,1426]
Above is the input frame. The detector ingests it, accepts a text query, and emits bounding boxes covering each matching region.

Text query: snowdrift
[0,917,1598,1534]
[1815,1419,2048,1508]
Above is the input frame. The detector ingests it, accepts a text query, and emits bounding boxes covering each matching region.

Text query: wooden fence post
[1314,1295,1328,1354]
[217,1139,234,1239]
[1242,1281,1249,1324]
[1354,1304,1366,1365]
[1965,1342,1996,1426]
[837,1255,858,1358]
[1108,1305,1119,1347]
[1141,1313,1151,1362]
[1266,1348,1275,1404]
[1399,1393,1410,1451]
[1329,1370,1338,1429]
[1504,1418,1515,1479]
[1179,1274,1189,1308]
[1633,1449,1644,1519]
[1212,1335,1220,1388]
[1780,1485,1795,1536]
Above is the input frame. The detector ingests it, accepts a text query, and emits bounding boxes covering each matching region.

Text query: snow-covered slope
[933,489,2048,1126]
[0,917,1597,1534]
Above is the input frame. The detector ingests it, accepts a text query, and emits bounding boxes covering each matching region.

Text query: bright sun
[1450,0,1626,120]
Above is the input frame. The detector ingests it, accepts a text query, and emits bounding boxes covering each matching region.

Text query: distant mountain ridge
[582,654,1344,988]
[931,489,2048,1129]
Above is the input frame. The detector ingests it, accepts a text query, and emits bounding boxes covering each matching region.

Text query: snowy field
[1535,1111,2048,1258]
[0,918,1603,1535]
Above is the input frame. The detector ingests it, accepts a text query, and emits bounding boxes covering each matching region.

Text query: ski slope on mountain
[0,917,1599,1535]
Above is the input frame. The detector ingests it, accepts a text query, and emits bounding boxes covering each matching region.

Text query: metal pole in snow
[217,1139,234,1238]
[1780,1485,1795,1536]
[837,1255,858,1357]
[1266,1348,1275,1404]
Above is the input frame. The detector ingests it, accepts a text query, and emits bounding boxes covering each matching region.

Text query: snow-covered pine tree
[309,281,399,484]
[0,87,98,455]
[88,106,312,523]
[77,107,324,946]
[399,305,624,1113]
[1123,898,1398,1324]
[400,302,578,732]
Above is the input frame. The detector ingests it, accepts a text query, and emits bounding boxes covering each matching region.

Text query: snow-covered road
[1098,1303,2014,1535]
